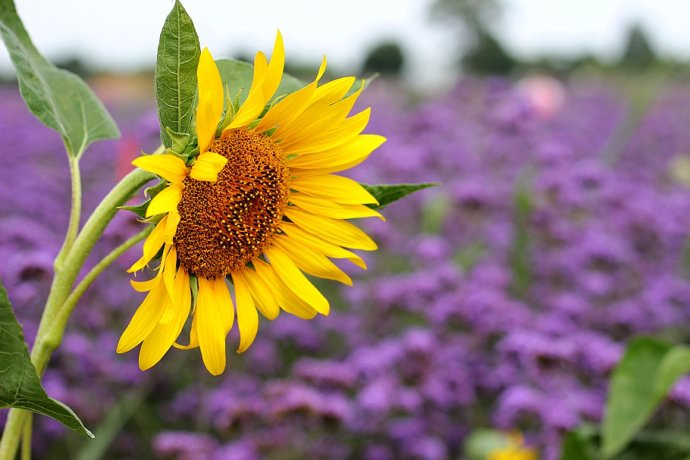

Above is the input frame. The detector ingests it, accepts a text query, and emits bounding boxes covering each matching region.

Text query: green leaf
[602,337,690,458]
[155,0,200,148]
[560,431,595,460]
[0,0,119,157]
[361,183,437,209]
[75,389,148,460]
[0,281,93,438]
[463,429,511,460]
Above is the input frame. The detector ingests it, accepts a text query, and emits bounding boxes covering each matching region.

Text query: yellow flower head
[118,32,386,375]
[488,434,538,460]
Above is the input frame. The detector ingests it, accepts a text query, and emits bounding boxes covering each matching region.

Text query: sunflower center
[174,129,290,279]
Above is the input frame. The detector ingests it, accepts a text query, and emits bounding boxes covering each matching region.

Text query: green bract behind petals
[361,183,438,210]
[215,58,306,121]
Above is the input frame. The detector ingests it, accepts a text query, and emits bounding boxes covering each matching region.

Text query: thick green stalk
[0,167,155,459]
[33,167,154,374]
[53,156,82,271]
[57,226,152,335]
[20,414,31,460]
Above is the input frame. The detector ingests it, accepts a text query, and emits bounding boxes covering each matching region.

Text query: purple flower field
[2,76,690,459]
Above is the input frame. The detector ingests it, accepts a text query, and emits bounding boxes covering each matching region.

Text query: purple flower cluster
[1,76,690,459]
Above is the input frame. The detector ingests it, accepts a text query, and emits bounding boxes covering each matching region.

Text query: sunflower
[117,32,386,375]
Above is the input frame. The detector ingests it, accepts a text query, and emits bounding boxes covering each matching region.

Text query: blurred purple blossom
[2,74,690,460]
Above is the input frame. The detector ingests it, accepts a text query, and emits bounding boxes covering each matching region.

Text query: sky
[1,0,689,87]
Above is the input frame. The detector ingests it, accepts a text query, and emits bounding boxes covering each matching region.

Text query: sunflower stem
[56,226,152,335]
[0,166,156,459]
[20,414,32,460]
[54,156,82,272]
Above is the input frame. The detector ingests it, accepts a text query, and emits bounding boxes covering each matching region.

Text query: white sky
[1,0,689,87]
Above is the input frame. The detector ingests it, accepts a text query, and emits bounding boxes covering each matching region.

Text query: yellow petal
[224,53,268,130]
[128,216,169,273]
[253,260,318,319]
[117,277,168,353]
[146,182,184,218]
[264,246,329,316]
[189,152,228,182]
[231,271,259,353]
[289,193,384,220]
[196,47,224,154]
[196,277,228,375]
[261,30,285,103]
[173,312,199,350]
[160,245,178,322]
[288,134,386,174]
[283,108,371,156]
[241,267,280,320]
[130,276,159,292]
[255,81,318,133]
[132,154,188,183]
[138,266,191,370]
[164,208,181,243]
[284,207,377,251]
[311,76,357,106]
[280,222,367,269]
[273,235,352,285]
[291,175,378,205]
[276,83,362,147]
[213,277,235,334]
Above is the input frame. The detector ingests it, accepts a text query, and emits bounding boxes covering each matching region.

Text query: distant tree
[362,41,405,76]
[462,31,515,75]
[54,57,89,78]
[430,0,500,33]
[619,24,657,70]
[430,0,516,75]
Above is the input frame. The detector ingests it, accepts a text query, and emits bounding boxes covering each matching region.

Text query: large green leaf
[361,183,437,210]
[0,0,119,157]
[0,282,93,437]
[602,337,690,458]
[155,0,200,148]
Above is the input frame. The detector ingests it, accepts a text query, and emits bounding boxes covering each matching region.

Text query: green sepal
[0,0,119,158]
[214,58,311,118]
[362,183,438,210]
[189,274,198,309]
[118,180,168,219]
[215,82,236,135]
[165,127,192,154]
[0,281,93,437]
[155,0,200,148]
[346,74,377,98]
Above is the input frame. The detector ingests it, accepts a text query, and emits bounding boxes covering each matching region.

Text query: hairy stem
[20,414,31,460]
[57,226,152,334]
[54,156,82,271]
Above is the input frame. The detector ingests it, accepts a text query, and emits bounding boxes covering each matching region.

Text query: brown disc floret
[174,129,290,279]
